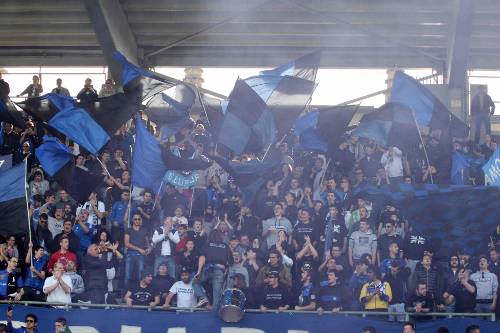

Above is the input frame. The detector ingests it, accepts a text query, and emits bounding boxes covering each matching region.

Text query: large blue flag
[132,119,167,191]
[260,50,321,82]
[35,136,73,177]
[483,146,500,186]
[293,111,328,152]
[18,93,139,155]
[451,151,470,185]
[0,159,29,235]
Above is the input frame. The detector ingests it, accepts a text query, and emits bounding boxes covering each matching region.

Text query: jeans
[154,256,177,279]
[474,114,491,143]
[388,303,406,322]
[124,255,144,292]
[475,302,493,313]
[199,265,226,310]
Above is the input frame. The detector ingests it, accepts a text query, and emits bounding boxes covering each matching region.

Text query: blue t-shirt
[24,255,48,290]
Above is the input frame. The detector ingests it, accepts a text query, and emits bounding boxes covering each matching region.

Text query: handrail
[0,300,495,321]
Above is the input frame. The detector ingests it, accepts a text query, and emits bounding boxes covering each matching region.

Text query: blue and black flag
[260,50,321,82]
[145,84,196,141]
[18,93,140,155]
[210,147,282,206]
[0,160,28,235]
[353,102,420,150]
[217,79,275,154]
[113,51,176,102]
[294,105,358,152]
[35,136,73,177]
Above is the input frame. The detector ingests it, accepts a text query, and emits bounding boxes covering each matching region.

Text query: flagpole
[409,109,434,184]
[23,156,32,245]
[126,143,134,229]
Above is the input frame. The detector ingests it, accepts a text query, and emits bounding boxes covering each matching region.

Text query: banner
[1,305,498,333]
[483,146,500,186]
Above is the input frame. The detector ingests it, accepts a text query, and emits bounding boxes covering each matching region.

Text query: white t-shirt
[169,281,196,308]
[43,275,73,304]
[78,201,106,226]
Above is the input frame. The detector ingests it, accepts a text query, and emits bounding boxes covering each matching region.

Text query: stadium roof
[1,0,499,69]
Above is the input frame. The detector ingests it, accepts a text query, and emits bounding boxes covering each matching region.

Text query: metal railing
[1,300,495,321]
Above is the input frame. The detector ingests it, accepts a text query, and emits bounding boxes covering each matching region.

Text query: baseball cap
[266,270,279,278]
[180,266,190,274]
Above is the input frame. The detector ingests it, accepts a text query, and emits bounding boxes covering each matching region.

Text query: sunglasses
[25,320,35,323]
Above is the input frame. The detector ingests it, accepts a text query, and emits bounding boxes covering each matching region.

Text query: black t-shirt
[179,252,198,273]
[7,272,22,296]
[317,283,347,311]
[202,241,232,267]
[259,284,291,309]
[293,221,319,246]
[295,283,317,308]
[256,194,279,220]
[153,275,175,301]
[378,234,403,260]
[326,217,348,248]
[447,280,477,313]
[186,231,207,256]
[403,232,429,261]
[126,227,149,253]
[284,206,298,223]
[129,283,158,306]
[406,293,434,320]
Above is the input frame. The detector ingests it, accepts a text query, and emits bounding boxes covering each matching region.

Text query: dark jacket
[82,255,113,290]
[0,79,10,102]
[413,262,442,300]
[471,93,495,116]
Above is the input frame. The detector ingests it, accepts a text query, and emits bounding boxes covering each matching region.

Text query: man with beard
[124,270,160,307]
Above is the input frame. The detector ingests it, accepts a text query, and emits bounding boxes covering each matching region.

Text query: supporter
[442,255,461,302]
[0,257,23,300]
[402,322,416,333]
[227,252,249,288]
[359,144,382,180]
[43,261,72,304]
[259,271,291,311]
[179,239,198,275]
[34,213,53,253]
[28,171,49,198]
[54,317,72,333]
[153,262,176,304]
[124,270,160,307]
[18,75,43,98]
[443,268,476,313]
[349,219,377,266]
[380,242,405,278]
[271,230,294,269]
[64,260,84,302]
[51,78,70,96]
[195,229,232,309]
[23,243,47,301]
[262,203,292,250]
[348,259,370,310]
[82,243,116,303]
[413,254,442,303]
[293,269,317,311]
[152,217,180,278]
[6,308,38,333]
[187,219,207,254]
[47,236,77,272]
[293,209,319,249]
[317,270,348,313]
[406,283,434,320]
[160,183,188,218]
[256,180,280,220]
[235,206,260,240]
[381,146,404,183]
[471,85,495,143]
[6,235,19,259]
[403,227,431,278]
[360,265,391,311]
[136,190,156,231]
[72,209,96,259]
[53,220,80,255]
[377,221,403,264]
[163,267,197,309]
[99,78,120,97]
[124,214,151,291]
[93,229,122,293]
[232,272,254,308]
[384,261,410,321]
[76,78,98,104]
[171,206,189,228]
[470,255,498,313]
[48,207,65,239]
[79,191,106,228]
[323,206,347,255]
[242,248,261,289]
[256,250,292,290]
[109,191,129,241]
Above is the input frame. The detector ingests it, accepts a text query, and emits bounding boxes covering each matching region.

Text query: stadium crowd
[0,74,498,324]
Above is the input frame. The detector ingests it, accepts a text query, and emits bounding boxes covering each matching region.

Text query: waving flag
[18,93,139,155]
[353,103,420,150]
[294,106,357,152]
[260,50,321,82]
[451,151,471,185]
[35,136,73,177]
[0,160,29,235]
[113,51,176,102]
[483,146,500,186]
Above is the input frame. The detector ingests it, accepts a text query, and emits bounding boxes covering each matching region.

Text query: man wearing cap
[164,267,197,309]
[471,255,498,313]
[152,217,180,278]
[259,270,291,311]
[124,269,160,307]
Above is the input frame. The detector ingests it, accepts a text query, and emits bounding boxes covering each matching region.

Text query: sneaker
[196,298,209,308]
